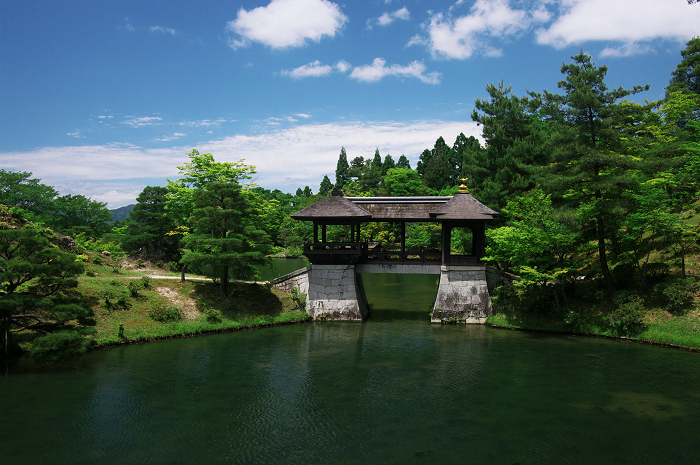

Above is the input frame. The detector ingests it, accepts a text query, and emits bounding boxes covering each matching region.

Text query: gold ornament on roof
[459,177,469,193]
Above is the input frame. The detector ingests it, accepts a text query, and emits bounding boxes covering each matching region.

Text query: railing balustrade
[303,242,480,265]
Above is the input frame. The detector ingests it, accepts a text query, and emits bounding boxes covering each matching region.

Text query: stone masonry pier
[271,263,497,323]
[305,265,369,321]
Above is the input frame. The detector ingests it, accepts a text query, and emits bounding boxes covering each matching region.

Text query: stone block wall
[306,264,368,321]
[432,265,492,324]
[271,266,310,294]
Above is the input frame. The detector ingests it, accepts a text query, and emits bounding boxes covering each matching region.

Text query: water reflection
[2,281,700,463]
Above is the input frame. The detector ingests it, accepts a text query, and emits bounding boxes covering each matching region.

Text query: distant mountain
[110,204,135,222]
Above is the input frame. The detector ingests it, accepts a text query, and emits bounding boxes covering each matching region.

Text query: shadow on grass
[189,281,286,320]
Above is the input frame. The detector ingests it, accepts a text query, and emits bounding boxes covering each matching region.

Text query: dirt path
[155,287,201,320]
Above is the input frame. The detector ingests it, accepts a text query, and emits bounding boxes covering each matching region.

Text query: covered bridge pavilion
[288,188,502,323]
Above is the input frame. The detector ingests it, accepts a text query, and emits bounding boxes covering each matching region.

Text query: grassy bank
[16,259,310,358]
[486,295,700,351]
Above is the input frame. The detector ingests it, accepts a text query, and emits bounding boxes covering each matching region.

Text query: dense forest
[2,39,699,356]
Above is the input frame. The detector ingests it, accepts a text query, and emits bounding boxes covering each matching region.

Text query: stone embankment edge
[486,322,700,353]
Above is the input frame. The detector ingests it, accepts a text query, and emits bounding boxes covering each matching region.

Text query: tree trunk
[597,216,616,294]
[220,265,228,298]
[4,315,9,356]
[180,263,187,282]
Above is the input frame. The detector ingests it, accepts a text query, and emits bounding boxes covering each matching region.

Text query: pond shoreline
[485,320,700,352]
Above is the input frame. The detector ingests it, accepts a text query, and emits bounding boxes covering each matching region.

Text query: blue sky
[2,0,698,208]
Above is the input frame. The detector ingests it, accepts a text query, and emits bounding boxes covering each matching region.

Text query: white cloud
[226,0,347,50]
[66,130,84,138]
[123,116,162,127]
[295,113,312,119]
[368,7,410,28]
[150,26,177,35]
[281,60,351,79]
[335,60,351,73]
[154,133,187,142]
[178,118,230,127]
[1,121,481,207]
[282,60,333,78]
[419,0,540,59]
[97,115,113,119]
[536,0,700,55]
[350,58,441,84]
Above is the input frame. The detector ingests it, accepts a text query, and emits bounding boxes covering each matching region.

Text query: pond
[2,263,699,464]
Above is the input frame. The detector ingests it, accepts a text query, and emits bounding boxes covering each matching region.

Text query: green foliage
[384,167,427,196]
[47,194,113,237]
[201,307,223,323]
[335,147,349,187]
[291,286,306,310]
[469,81,548,211]
[542,52,649,293]
[148,305,182,322]
[122,186,179,261]
[662,277,700,314]
[319,175,333,195]
[127,280,142,297]
[73,232,122,255]
[1,205,92,353]
[102,287,129,310]
[180,180,271,297]
[29,330,93,361]
[666,37,700,97]
[608,292,647,335]
[0,169,57,223]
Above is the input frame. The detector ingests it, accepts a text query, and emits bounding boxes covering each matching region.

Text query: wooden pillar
[441,223,451,266]
[313,223,318,243]
[400,222,406,264]
[356,223,361,243]
[322,224,327,242]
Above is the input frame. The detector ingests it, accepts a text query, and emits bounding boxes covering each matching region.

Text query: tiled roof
[292,193,498,221]
[291,195,371,220]
[428,192,500,219]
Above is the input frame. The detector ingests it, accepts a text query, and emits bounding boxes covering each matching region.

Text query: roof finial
[459,177,469,193]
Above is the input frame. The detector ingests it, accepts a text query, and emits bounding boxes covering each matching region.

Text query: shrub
[127,280,142,297]
[291,286,306,310]
[608,291,646,335]
[29,331,92,361]
[103,288,129,310]
[75,254,89,263]
[141,276,152,289]
[85,267,96,277]
[663,277,700,314]
[202,307,223,323]
[149,305,182,322]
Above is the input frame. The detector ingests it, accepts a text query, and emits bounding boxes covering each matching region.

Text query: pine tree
[180,181,270,298]
[122,186,178,260]
[469,81,548,210]
[335,147,349,188]
[319,175,333,195]
[666,37,700,97]
[544,52,649,293]
[396,155,411,169]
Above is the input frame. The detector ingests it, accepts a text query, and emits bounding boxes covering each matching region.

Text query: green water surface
[2,271,699,464]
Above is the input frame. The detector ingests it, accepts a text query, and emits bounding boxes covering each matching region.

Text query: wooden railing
[360,247,441,265]
[303,242,481,266]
